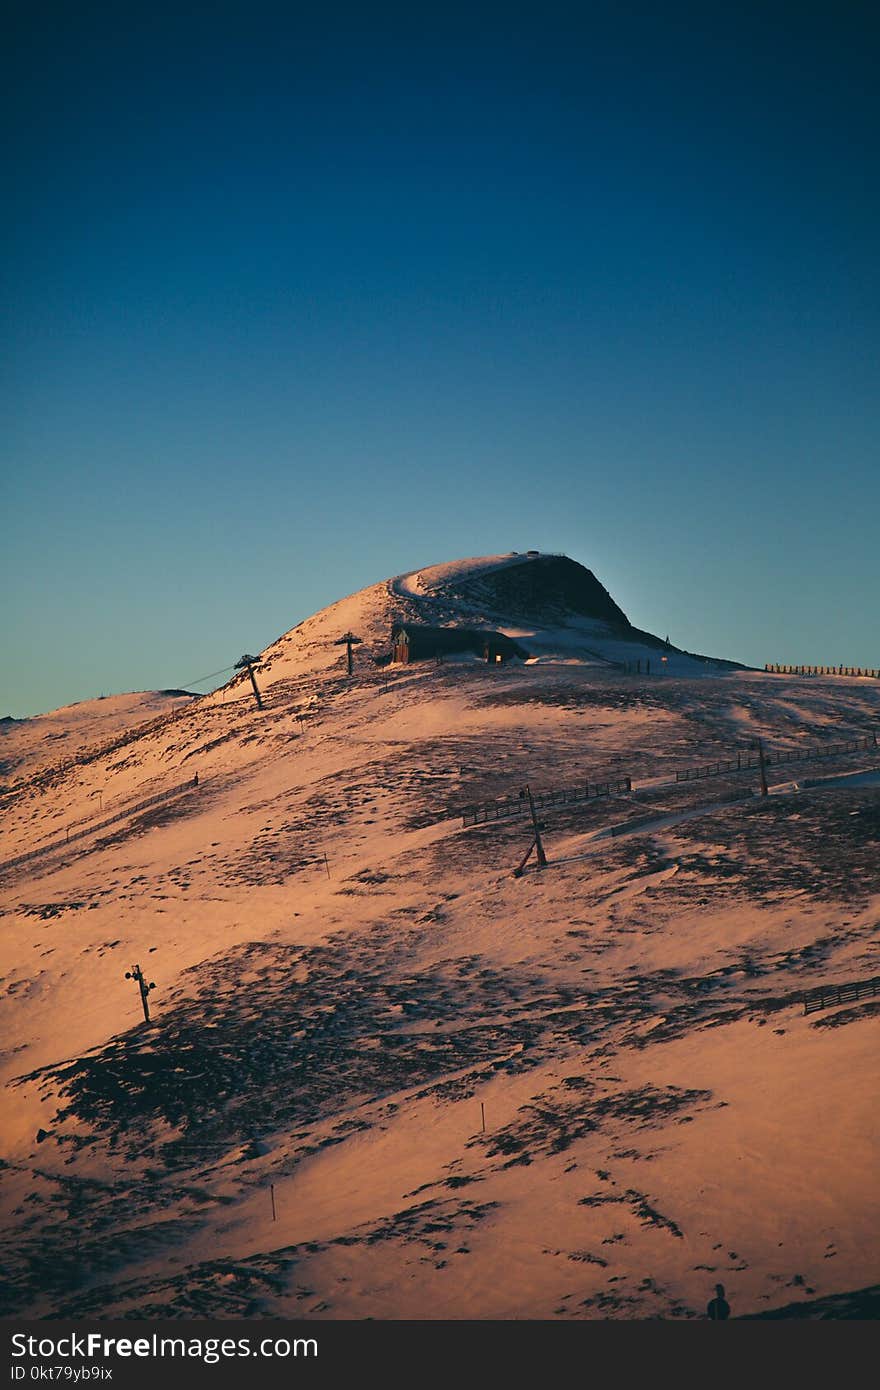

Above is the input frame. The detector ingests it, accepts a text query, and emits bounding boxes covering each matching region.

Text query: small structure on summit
[391,624,528,666]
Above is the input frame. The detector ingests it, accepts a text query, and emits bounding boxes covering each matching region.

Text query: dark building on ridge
[391,624,529,665]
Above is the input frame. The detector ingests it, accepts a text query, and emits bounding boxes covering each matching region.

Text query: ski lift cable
[171,663,237,690]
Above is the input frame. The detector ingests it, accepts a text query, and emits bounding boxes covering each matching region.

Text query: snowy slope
[244,549,738,697]
[395,552,537,595]
[0,556,878,1320]
[0,691,199,789]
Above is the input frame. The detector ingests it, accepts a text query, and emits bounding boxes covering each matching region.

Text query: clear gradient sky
[3,1,878,717]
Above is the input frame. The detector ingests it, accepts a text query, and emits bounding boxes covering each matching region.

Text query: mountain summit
[393,552,630,626]
[254,549,739,694]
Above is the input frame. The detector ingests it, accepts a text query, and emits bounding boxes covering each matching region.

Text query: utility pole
[756,738,769,797]
[524,786,548,867]
[335,631,362,676]
[234,654,263,710]
[125,963,156,1024]
[513,785,548,877]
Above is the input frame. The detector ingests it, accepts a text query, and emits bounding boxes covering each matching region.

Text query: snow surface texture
[0,691,198,788]
[0,554,878,1320]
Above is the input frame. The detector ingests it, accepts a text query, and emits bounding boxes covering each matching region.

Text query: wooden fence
[608,786,754,836]
[675,735,877,784]
[461,777,632,827]
[766,664,880,678]
[0,776,201,876]
[463,730,877,830]
[803,975,880,1016]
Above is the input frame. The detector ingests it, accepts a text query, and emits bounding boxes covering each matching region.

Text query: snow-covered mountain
[0,690,199,790]
[251,551,742,696]
[0,553,878,1320]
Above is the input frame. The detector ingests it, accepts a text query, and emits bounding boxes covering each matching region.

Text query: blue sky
[3,1,878,717]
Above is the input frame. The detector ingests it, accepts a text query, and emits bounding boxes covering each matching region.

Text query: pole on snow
[335,631,362,676]
[756,738,769,797]
[512,786,549,877]
[234,654,264,710]
[125,963,156,1023]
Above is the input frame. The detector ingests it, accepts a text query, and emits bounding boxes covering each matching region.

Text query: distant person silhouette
[707,1283,731,1320]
